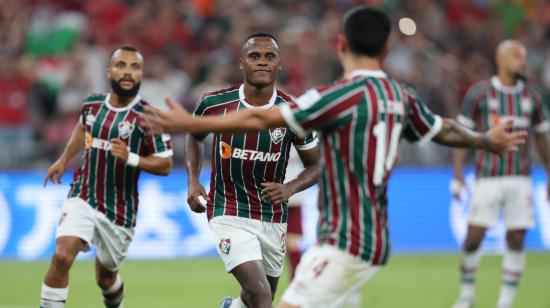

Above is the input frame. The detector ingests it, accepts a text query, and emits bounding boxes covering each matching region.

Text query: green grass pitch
[0,253,548,307]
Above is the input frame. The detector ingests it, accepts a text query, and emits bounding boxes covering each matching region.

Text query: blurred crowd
[1,0,550,169]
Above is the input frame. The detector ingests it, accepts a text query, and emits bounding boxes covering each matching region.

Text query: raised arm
[44,123,86,186]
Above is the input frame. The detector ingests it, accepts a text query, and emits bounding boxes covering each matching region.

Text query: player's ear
[106,67,111,79]
[239,58,244,70]
[336,34,347,55]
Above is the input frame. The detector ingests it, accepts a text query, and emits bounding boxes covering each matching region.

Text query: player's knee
[243,279,272,306]
[96,272,117,290]
[506,232,525,250]
[463,240,481,252]
[51,250,75,271]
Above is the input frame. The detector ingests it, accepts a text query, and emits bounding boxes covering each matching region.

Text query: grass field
[0,253,549,308]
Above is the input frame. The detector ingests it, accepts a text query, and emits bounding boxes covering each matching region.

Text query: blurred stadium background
[1,0,550,307]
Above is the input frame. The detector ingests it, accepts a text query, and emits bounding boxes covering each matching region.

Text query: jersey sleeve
[456,85,484,129]
[191,96,210,140]
[402,87,443,145]
[292,130,319,151]
[141,133,173,158]
[280,82,361,138]
[530,87,550,133]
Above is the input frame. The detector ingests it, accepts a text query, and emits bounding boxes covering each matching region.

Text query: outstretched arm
[144,97,285,135]
[433,118,526,153]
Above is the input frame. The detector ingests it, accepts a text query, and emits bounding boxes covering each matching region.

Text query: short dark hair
[109,45,141,59]
[343,6,391,57]
[245,31,278,43]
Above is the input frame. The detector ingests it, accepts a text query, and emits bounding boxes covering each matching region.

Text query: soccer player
[450,40,550,308]
[144,7,527,308]
[184,32,319,308]
[41,45,173,308]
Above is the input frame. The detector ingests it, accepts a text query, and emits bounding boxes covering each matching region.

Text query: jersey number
[373,122,402,185]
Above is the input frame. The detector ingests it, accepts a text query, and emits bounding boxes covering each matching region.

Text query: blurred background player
[451,40,550,308]
[184,32,319,308]
[143,6,527,308]
[40,45,173,308]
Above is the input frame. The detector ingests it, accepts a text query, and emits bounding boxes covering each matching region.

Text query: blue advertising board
[0,167,548,260]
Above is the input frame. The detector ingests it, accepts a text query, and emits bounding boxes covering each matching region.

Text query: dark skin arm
[44,123,86,186]
[262,146,320,205]
[110,138,173,176]
[184,135,210,213]
[534,132,550,200]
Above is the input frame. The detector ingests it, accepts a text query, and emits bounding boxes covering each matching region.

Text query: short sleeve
[142,133,173,157]
[456,84,486,129]
[280,82,362,138]
[292,131,319,151]
[402,87,443,145]
[191,96,210,140]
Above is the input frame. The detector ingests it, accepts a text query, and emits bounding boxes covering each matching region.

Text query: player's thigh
[56,197,96,251]
[209,216,262,273]
[281,244,379,308]
[468,178,502,227]
[503,177,534,229]
[93,213,133,272]
[259,221,287,278]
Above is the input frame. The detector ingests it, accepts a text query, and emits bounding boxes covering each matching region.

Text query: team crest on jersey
[118,121,135,139]
[219,238,231,255]
[270,128,286,144]
[85,114,96,126]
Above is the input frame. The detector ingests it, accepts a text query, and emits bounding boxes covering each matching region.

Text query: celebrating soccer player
[451,40,550,308]
[41,45,173,308]
[184,32,319,308]
[144,6,527,308]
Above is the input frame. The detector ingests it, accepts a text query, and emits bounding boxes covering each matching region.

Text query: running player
[184,32,319,308]
[41,45,173,308]
[144,7,527,308]
[451,40,550,308]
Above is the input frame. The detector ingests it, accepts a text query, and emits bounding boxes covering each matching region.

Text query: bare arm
[184,135,209,212]
[534,132,550,200]
[433,118,526,153]
[144,97,285,135]
[262,146,320,205]
[44,123,85,186]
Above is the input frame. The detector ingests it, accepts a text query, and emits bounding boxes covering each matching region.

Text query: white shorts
[281,244,380,308]
[468,176,534,229]
[209,215,286,277]
[56,197,133,271]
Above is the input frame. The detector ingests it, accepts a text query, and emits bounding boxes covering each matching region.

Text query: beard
[110,78,141,98]
[513,72,527,82]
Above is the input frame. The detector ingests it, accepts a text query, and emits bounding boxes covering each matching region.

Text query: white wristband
[449,178,464,195]
[126,152,140,167]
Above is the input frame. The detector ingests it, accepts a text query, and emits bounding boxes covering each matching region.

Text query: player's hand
[110,138,129,162]
[449,177,465,200]
[485,118,527,153]
[261,182,292,205]
[187,180,209,213]
[142,96,193,135]
[43,158,67,187]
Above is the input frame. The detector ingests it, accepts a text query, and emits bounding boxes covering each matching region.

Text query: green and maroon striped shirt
[280,70,442,265]
[69,93,173,228]
[457,76,550,178]
[193,84,318,223]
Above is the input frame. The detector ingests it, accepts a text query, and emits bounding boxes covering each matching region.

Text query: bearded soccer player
[145,7,526,308]
[184,32,319,308]
[450,40,550,308]
[40,45,173,308]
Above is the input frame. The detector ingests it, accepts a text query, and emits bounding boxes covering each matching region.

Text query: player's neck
[243,83,274,106]
[497,71,517,87]
[109,92,135,107]
[342,55,382,79]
